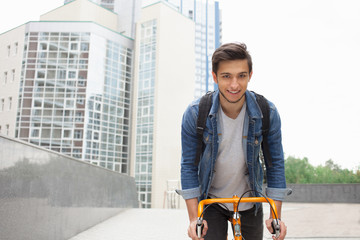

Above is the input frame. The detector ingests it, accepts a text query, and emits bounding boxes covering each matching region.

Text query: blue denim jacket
[178,90,290,203]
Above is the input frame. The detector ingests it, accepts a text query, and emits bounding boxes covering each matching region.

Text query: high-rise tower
[142,0,222,98]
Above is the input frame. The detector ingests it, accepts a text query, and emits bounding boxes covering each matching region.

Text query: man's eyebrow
[219,71,248,75]
[219,72,231,75]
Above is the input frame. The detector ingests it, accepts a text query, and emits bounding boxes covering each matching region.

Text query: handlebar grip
[196,219,204,239]
[271,219,281,238]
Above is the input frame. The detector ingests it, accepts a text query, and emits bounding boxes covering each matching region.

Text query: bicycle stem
[232,211,241,237]
[232,198,241,237]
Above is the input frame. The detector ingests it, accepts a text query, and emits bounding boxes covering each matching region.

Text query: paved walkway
[70,203,360,240]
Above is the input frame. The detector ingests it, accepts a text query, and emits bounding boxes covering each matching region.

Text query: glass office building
[142,0,222,98]
[14,22,134,173]
[134,19,157,208]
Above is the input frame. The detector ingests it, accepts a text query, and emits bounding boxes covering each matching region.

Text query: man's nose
[230,77,238,88]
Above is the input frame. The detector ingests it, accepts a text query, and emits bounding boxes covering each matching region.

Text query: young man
[177,43,290,240]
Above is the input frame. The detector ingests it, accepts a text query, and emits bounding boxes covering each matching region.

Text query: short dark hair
[212,42,253,75]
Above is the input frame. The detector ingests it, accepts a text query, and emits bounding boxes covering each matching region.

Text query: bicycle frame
[197,195,280,240]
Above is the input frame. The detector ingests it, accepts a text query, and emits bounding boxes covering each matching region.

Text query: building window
[68,71,76,79]
[11,69,15,82]
[75,112,83,122]
[3,72,7,84]
[8,97,12,110]
[1,99,4,111]
[70,43,78,51]
[78,80,85,86]
[74,130,82,139]
[6,125,9,135]
[55,70,65,79]
[63,129,72,138]
[80,42,89,51]
[77,95,85,105]
[31,129,40,137]
[189,10,193,19]
[14,42,18,55]
[7,45,10,57]
[93,131,99,141]
[73,149,82,158]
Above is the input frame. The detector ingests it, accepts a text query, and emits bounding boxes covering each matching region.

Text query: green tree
[285,156,315,183]
[285,156,360,183]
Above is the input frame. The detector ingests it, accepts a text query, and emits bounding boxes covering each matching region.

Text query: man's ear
[212,72,218,84]
[249,71,253,82]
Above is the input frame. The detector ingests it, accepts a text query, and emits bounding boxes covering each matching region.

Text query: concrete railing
[0,135,139,240]
[286,183,360,203]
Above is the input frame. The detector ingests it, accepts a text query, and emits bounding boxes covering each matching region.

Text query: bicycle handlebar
[197,196,278,219]
[197,196,280,239]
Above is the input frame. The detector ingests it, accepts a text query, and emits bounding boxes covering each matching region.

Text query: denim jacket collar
[209,90,263,119]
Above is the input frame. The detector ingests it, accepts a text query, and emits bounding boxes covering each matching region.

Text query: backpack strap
[253,92,273,167]
[194,91,214,166]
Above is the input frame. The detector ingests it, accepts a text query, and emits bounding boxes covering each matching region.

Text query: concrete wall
[0,135,139,240]
[286,183,360,203]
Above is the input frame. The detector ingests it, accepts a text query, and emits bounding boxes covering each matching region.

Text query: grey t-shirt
[208,103,253,211]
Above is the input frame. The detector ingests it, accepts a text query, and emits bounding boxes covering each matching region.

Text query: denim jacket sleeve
[264,102,292,201]
[177,102,201,200]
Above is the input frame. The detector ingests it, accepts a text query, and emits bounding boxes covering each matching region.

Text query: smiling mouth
[219,89,245,104]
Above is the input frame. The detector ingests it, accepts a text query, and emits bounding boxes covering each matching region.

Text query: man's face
[212,59,252,104]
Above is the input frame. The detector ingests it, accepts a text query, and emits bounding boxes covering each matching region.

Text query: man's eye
[239,74,247,78]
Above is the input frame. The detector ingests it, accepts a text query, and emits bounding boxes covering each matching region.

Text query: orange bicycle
[196,191,281,240]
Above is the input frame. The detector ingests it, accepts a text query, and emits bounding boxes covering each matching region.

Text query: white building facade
[131,2,195,208]
[64,0,141,38]
[0,25,25,137]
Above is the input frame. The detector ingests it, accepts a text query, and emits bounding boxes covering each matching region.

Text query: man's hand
[185,198,208,239]
[265,218,287,240]
[188,219,208,240]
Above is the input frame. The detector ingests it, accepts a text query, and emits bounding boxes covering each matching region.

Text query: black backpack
[194,91,273,167]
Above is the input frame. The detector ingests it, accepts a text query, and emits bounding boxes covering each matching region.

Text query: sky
[1,0,359,170]
[219,0,360,170]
